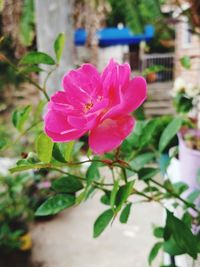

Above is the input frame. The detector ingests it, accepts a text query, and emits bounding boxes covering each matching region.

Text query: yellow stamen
[84,102,93,113]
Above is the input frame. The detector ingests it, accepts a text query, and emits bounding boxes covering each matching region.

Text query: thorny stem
[149,178,199,213]
[9,150,200,213]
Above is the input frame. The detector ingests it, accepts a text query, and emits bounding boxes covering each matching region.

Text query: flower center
[84,101,94,113]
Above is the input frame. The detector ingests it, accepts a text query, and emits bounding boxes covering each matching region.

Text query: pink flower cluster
[44,59,147,154]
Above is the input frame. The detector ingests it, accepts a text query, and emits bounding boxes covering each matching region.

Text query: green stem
[43,67,57,92]
[149,178,199,213]
[116,161,199,213]
[5,57,50,101]
[2,121,42,152]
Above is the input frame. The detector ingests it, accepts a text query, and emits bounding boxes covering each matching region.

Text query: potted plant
[172,77,200,192]
[143,64,166,83]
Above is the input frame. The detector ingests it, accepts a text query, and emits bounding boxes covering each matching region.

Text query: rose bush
[1,33,200,266]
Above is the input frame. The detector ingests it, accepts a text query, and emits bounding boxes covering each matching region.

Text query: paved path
[31,187,163,267]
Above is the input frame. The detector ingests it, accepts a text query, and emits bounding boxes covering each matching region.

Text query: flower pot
[146,72,157,83]
[178,129,200,191]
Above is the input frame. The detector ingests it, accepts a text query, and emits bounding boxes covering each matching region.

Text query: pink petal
[89,115,135,154]
[124,76,147,111]
[102,76,147,119]
[89,98,109,113]
[45,128,85,142]
[44,110,86,142]
[101,59,131,108]
[62,64,102,100]
[67,113,99,130]
[62,74,89,109]
[102,59,120,106]
[48,91,75,113]
[118,63,131,89]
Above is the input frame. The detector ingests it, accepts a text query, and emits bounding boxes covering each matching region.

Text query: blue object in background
[74,25,154,47]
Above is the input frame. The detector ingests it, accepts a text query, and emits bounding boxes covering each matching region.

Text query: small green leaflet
[110,180,119,210]
[115,180,135,211]
[35,132,53,163]
[12,105,31,132]
[130,153,155,171]
[93,209,114,238]
[52,175,83,193]
[138,168,159,181]
[159,118,182,153]
[164,210,198,259]
[180,56,191,69]
[148,242,163,265]
[19,51,55,65]
[119,203,132,223]
[86,161,100,185]
[54,33,65,63]
[35,194,75,216]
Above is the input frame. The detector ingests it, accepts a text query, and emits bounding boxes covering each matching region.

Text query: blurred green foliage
[19,0,35,47]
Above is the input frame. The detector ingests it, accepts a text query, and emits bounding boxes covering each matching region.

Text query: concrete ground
[31,188,163,267]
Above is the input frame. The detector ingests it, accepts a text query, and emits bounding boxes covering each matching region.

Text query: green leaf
[125,121,146,149]
[0,139,7,150]
[100,191,111,206]
[148,242,163,265]
[35,133,53,163]
[93,209,114,238]
[119,203,132,223]
[52,143,66,163]
[52,175,83,193]
[12,105,31,132]
[19,0,34,46]
[116,180,135,211]
[182,212,192,227]
[19,65,43,74]
[138,168,159,181]
[139,119,159,148]
[153,227,164,238]
[20,51,55,65]
[172,182,189,195]
[164,210,198,259]
[187,190,200,204]
[173,93,193,113]
[35,194,75,216]
[180,56,191,69]
[86,161,100,185]
[159,118,182,153]
[130,153,155,171]
[164,236,185,256]
[110,180,119,209]
[54,33,65,63]
[63,141,75,161]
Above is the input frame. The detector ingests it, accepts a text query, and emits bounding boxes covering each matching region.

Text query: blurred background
[0,0,200,267]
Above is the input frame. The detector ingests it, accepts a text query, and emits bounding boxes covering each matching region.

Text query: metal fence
[140,53,174,81]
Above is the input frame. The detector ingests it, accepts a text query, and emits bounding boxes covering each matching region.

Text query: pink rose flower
[44,59,147,154]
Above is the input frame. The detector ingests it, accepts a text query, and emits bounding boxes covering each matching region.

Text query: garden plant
[0,33,200,267]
